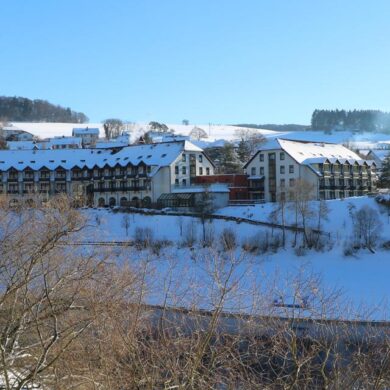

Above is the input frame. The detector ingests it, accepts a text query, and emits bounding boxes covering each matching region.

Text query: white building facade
[244,139,377,202]
[0,141,214,207]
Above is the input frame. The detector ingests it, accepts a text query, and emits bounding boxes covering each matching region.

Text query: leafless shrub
[220,227,237,251]
[202,222,215,247]
[181,221,198,247]
[1,197,389,389]
[134,226,154,249]
[352,205,383,252]
[121,213,131,236]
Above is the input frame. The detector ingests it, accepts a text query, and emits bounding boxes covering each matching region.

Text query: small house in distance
[72,127,99,148]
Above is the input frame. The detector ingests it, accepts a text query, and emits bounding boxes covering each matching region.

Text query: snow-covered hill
[10,121,390,149]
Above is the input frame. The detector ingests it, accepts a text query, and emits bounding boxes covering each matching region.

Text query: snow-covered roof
[367,149,390,162]
[1,126,24,132]
[0,141,204,171]
[94,141,128,149]
[95,135,130,149]
[49,136,82,146]
[7,141,40,150]
[72,127,99,135]
[245,139,364,168]
[276,139,362,163]
[248,175,264,180]
[172,183,230,193]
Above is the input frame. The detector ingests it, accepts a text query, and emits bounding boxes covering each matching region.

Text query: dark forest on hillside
[0,96,88,123]
[311,109,390,133]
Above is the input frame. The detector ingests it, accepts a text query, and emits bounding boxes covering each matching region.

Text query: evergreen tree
[218,142,242,174]
[237,138,251,163]
[0,96,88,122]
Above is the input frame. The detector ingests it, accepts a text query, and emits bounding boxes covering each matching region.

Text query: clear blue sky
[1,0,390,124]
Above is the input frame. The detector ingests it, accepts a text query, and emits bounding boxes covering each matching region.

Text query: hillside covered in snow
[8,121,390,151]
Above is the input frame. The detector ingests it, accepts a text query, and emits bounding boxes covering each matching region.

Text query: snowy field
[80,196,390,320]
[10,121,390,149]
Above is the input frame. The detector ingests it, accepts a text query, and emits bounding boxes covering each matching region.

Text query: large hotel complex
[0,132,379,207]
[0,140,215,207]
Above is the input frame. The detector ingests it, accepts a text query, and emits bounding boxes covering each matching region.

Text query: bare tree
[103,118,124,139]
[289,179,316,247]
[121,213,131,237]
[189,126,208,141]
[352,204,383,252]
[235,128,266,157]
[0,196,111,389]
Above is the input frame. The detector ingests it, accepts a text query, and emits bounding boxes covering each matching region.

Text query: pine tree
[219,142,242,173]
[237,139,251,163]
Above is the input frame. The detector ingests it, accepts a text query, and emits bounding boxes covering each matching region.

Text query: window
[175,166,179,174]
[280,152,285,160]
[199,167,203,175]
[175,178,179,185]
[24,171,34,180]
[289,178,295,187]
[9,171,18,180]
[182,179,187,186]
[280,178,285,188]
[206,167,210,175]
[199,155,203,162]
[9,184,19,192]
[182,166,186,175]
[289,165,294,174]
[280,165,285,174]
[259,154,264,162]
[251,167,256,175]
[260,167,264,175]
[182,154,186,162]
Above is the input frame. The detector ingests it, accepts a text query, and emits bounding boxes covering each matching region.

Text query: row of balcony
[6,189,65,195]
[322,171,371,177]
[4,173,149,182]
[319,185,372,191]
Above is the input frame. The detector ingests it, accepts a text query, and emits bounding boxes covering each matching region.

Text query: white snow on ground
[80,196,390,320]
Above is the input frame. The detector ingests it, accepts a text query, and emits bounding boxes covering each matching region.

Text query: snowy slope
[80,196,390,320]
[10,121,390,151]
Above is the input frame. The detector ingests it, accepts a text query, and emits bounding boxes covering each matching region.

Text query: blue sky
[1,0,390,124]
